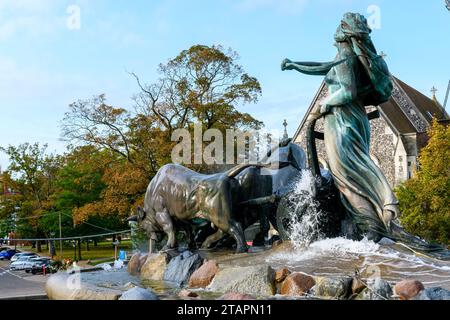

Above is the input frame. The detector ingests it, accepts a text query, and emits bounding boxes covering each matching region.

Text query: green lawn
[16,240,133,264]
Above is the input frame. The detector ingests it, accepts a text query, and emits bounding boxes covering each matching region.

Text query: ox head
[127,206,163,242]
[126,206,146,223]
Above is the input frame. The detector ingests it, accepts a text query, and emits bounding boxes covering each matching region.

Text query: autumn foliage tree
[132,44,262,132]
[396,120,450,245]
[60,44,263,225]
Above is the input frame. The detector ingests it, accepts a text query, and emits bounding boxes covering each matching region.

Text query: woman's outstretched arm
[281,59,346,76]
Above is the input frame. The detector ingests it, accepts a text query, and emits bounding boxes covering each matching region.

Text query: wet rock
[353,288,371,300]
[127,253,142,276]
[217,293,256,300]
[280,273,315,297]
[188,260,219,288]
[138,254,148,269]
[163,251,203,287]
[354,278,393,300]
[394,280,424,300]
[275,268,291,283]
[275,268,291,294]
[351,278,366,295]
[140,253,168,281]
[208,265,275,296]
[377,237,396,246]
[179,289,199,298]
[312,277,352,299]
[371,278,393,300]
[413,287,450,301]
[119,287,159,300]
[271,241,294,252]
[123,282,137,290]
[46,273,122,300]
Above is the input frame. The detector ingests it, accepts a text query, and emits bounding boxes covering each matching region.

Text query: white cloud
[0,55,59,99]
[235,0,308,15]
[0,0,60,40]
[0,0,54,12]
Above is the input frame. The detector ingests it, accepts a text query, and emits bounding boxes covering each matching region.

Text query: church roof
[294,76,449,139]
[378,96,416,134]
[393,77,448,122]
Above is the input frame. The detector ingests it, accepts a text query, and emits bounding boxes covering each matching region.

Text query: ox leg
[179,222,196,249]
[254,206,270,246]
[149,239,155,253]
[201,229,224,249]
[209,217,248,253]
[195,223,217,247]
[155,210,176,251]
[149,233,157,254]
[229,221,248,253]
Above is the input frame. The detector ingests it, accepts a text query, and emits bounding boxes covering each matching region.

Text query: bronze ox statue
[132,163,266,253]
[128,140,306,253]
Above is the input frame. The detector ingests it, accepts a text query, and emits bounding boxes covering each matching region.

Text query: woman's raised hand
[281,58,292,71]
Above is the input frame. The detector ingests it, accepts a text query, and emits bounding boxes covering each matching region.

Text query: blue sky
[1,0,449,169]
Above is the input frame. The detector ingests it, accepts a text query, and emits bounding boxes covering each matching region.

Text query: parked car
[28,258,57,275]
[23,257,50,272]
[10,252,36,262]
[10,255,39,271]
[0,249,18,261]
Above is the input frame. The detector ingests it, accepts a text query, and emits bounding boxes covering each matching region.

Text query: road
[0,260,47,299]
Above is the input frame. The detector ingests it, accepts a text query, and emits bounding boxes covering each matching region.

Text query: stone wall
[367,106,396,187]
[294,96,397,186]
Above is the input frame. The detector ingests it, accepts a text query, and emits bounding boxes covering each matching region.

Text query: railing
[1,230,132,261]
[1,230,131,242]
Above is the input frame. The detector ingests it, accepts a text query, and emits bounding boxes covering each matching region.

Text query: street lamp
[112,240,120,261]
[50,232,56,258]
[72,240,77,261]
[59,212,63,259]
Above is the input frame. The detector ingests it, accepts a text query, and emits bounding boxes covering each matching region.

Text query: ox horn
[126,215,138,222]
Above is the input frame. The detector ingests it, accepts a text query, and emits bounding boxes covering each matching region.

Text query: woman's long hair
[335,13,393,106]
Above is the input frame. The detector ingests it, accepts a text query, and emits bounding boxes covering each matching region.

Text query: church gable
[292,76,446,187]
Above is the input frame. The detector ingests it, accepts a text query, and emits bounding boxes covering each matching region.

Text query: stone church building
[293,76,449,187]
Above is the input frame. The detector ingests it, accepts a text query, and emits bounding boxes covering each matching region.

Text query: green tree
[59,45,264,224]
[132,44,262,131]
[0,143,61,251]
[51,146,127,231]
[62,45,263,175]
[396,120,450,245]
[0,172,20,237]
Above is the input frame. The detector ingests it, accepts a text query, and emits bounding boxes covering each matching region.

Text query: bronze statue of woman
[281,13,398,241]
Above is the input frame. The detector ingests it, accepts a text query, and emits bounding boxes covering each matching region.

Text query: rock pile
[127,250,450,300]
[47,249,450,300]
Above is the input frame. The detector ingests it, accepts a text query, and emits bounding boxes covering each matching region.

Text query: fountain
[45,12,450,301]
[277,170,324,249]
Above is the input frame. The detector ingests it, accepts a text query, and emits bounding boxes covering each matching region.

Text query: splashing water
[285,170,324,249]
[265,236,450,288]
[269,237,381,263]
[261,171,450,288]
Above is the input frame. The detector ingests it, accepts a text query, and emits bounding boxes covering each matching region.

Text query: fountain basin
[45,238,450,300]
